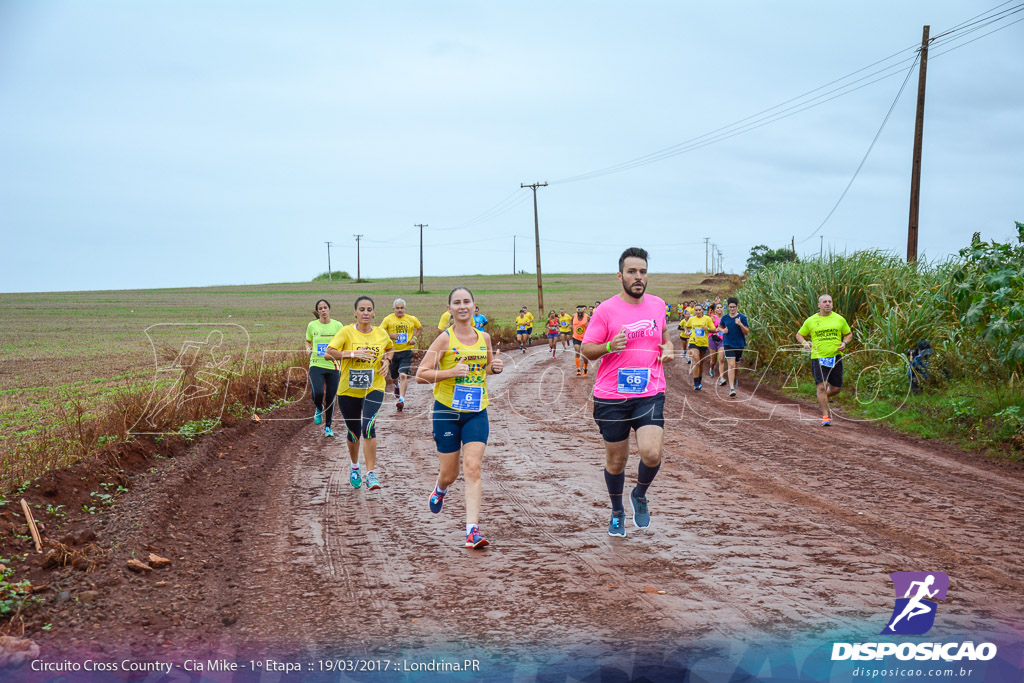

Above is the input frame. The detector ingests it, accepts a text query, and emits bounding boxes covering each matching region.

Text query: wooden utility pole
[907,25,930,263]
[521,182,548,313]
[415,224,428,293]
[513,235,516,275]
[353,234,363,281]
[791,236,796,258]
[324,241,333,281]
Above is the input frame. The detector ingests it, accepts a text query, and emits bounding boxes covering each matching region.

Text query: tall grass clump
[738,232,1023,457]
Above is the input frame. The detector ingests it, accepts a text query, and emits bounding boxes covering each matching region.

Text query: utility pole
[353,234,363,281]
[704,237,710,273]
[415,224,428,293]
[324,241,333,281]
[521,182,548,313]
[907,25,930,263]
[820,235,823,258]
[791,236,796,259]
[711,242,717,273]
[513,235,516,275]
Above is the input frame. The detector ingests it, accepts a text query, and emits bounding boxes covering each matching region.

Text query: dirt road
[26,342,1024,678]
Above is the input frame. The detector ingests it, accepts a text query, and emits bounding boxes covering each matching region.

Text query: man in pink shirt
[582,247,674,538]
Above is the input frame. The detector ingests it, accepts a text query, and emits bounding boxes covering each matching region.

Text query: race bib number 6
[617,368,650,394]
[452,385,483,411]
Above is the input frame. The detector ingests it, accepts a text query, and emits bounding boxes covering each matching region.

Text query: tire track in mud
[43,340,1021,660]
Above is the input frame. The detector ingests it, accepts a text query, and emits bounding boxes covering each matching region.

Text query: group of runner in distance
[303,247,853,548]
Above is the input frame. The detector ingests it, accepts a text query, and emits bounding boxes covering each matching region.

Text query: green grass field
[0,271,728,458]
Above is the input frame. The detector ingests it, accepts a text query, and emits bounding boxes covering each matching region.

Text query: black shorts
[337,390,384,442]
[724,347,744,361]
[390,350,413,379]
[592,393,665,443]
[572,338,583,346]
[811,357,843,388]
[525,327,532,335]
[690,345,709,357]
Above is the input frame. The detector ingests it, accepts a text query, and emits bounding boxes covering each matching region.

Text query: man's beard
[622,279,646,299]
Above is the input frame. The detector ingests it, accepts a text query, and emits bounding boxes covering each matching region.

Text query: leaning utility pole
[324,241,333,281]
[353,234,363,281]
[907,25,930,263]
[521,182,548,313]
[415,224,428,293]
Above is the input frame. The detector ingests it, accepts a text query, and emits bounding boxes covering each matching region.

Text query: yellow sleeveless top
[433,328,489,411]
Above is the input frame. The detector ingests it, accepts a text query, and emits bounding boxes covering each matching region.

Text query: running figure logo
[881,571,949,635]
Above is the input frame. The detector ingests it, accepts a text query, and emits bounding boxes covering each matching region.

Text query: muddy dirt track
[29,342,1024,675]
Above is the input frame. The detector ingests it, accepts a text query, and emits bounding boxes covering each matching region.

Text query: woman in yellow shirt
[686,304,717,391]
[416,286,503,549]
[325,296,394,491]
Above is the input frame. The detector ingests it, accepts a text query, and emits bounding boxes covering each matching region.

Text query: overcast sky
[1,1,1022,293]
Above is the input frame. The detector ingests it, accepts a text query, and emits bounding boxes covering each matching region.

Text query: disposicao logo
[882,571,949,635]
[831,572,998,662]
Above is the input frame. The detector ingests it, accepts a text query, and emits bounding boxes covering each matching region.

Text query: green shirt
[797,312,851,359]
[306,319,344,370]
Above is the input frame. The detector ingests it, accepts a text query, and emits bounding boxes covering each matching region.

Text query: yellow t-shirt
[379,313,421,352]
[515,314,532,332]
[797,312,852,359]
[437,310,452,331]
[680,315,692,340]
[327,325,394,398]
[688,315,716,347]
[305,319,344,370]
[557,314,572,332]
[433,328,490,412]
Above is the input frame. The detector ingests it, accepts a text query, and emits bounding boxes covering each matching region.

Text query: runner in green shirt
[795,294,853,427]
[305,299,344,437]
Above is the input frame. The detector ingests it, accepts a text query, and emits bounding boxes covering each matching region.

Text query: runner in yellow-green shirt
[305,299,344,437]
[325,296,394,490]
[379,298,421,413]
[416,286,504,549]
[557,308,572,350]
[795,293,853,427]
[515,307,533,352]
[686,304,717,391]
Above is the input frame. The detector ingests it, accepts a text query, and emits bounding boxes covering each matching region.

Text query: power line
[549,3,1024,186]
[798,50,921,245]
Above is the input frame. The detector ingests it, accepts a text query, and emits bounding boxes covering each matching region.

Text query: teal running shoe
[366,471,381,490]
[608,510,626,538]
[314,408,323,425]
[350,467,362,488]
[630,487,651,528]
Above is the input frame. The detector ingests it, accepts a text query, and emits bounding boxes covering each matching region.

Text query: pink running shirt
[583,294,667,399]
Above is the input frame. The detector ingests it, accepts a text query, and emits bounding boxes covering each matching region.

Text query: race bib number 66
[617,368,650,394]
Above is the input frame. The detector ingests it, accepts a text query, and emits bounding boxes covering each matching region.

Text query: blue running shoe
[324,426,334,437]
[314,408,323,425]
[350,466,362,488]
[630,487,651,529]
[428,487,446,513]
[366,471,381,490]
[465,527,489,549]
[608,510,626,538]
